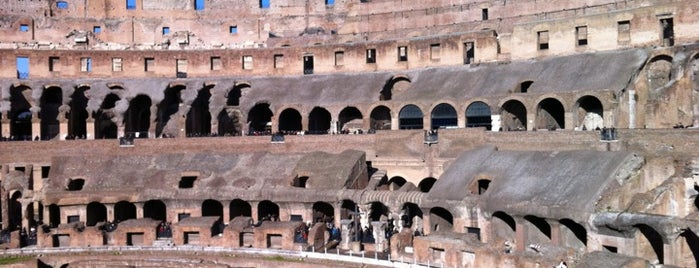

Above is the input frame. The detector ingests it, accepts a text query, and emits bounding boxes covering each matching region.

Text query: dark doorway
[501,100,527,131]
[258,200,280,221]
[575,95,603,130]
[114,201,137,222]
[418,177,437,193]
[536,98,565,130]
[399,105,423,130]
[312,202,334,223]
[278,108,302,132]
[156,86,184,137]
[10,85,33,140]
[124,95,152,138]
[308,107,331,134]
[303,55,314,75]
[370,106,391,130]
[40,87,62,140]
[218,109,242,136]
[86,202,107,226]
[247,103,273,134]
[230,199,252,220]
[95,93,120,139]
[429,207,453,232]
[202,199,223,219]
[186,86,212,137]
[339,107,363,132]
[143,200,167,222]
[466,101,492,130]
[68,86,89,138]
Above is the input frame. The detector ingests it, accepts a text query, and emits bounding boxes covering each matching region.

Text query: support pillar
[423,114,431,130]
[550,221,561,246]
[250,201,259,222]
[222,202,230,222]
[148,104,157,138]
[58,119,68,140]
[1,113,9,138]
[31,116,40,140]
[526,112,535,131]
[422,208,431,236]
[515,221,526,252]
[491,114,501,132]
[391,117,399,130]
[135,203,144,219]
[564,111,574,130]
[629,89,636,129]
[85,117,95,140]
[106,204,115,222]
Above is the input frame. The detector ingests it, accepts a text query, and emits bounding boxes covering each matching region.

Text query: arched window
[399,105,423,130]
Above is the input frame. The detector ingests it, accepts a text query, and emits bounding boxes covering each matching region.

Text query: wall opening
[366,49,376,64]
[536,98,565,130]
[230,199,252,220]
[464,42,475,64]
[68,86,89,139]
[308,107,331,134]
[258,200,280,221]
[370,106,391,130]
[156,86,184,137]
[576,26,588,46]
[537,31,549,50]
[86,202,106,226]
[124,94,152,138]
[481,8,488,20]
[303,55,314,75]
[635,224,664,264]
[114,201,137,222]
[202,199,223,219]
[40,86,62,140]
[185,86,212,137]
[500,100,527,131]
[67,178,85,191]
[9,85,32,139]
[95,93,119,139]
[431,103,457,129]
[618,20,630,46]
[143,200,167,222]
[466,101,492,129]
[660,17,674,47]
[429,207,453,232]
[312,202,334,223]
[399,105,423,130]
[179,176,197,188]
[575,95,603,130]
[339,107,363,132]
[398,46,408,61]
[16,56,29,79]
[292,176,309,188]
[278,108,302,132]
[247,103,273,134]
[418,177,437,193]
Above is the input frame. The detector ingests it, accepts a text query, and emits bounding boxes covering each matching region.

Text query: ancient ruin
[0,0,698,267]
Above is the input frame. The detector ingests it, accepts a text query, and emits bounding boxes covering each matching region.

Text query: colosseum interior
[0,0,698,267]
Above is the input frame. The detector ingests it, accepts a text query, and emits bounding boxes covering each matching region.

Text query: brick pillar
[58,118,68,140]
[0,112,9,138]
[515,221,526,252]
[105,204,115,222]
[250,201,259,222]
[526,112,535,131]
[135,202,144,219]
[222,202,230,222]
[148,104,157,138]
[391,117,399,130]
[564,111,574,130]
[422,208,431,236]
[31,114,40,140]
[550,221,561,246]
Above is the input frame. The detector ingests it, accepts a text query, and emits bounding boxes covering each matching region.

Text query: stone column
[250,201,259,222]
[301,114,309,133]
[1,112,9,138]
[333,202,342,228]
[526,112,535,131]
[135,203,144,219]
[391,117,399,130]
[330,120,338,134]
[515,221,526,252]
[31,113,40,139]
[358,204,371,228]
[58,118,68,140]
[371,221,387,252]
[222,202,230,222]
[564,111,574,130]
[422,208,431,236]
[85,115,95,140]
[423,114,431,130]
[491,114,501,132]
[629,89,636,129]
[550,221,561,246]
[148,104,157,138]
[105,204,115,222]
[340,219,353,250]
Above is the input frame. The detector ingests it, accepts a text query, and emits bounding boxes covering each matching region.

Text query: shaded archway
[536,98,565,130]
[491,211,516,241]
[429,207,453,232]
[338,107,363,131]
[340,200,358,220]
[48,204,60,227]
[40,86,62,140]
[524,215,551,245]
[380,76,411,101]
[431,103,457,129]
[186,86,212,137]
[94,93,119,139]
[68,86,88,138]
[278,108,302,132]
[247,103,273,134]
[8,191,23,231]
[257,200,279,221]
[114,201,136,222]
[647,55,673,91]
[370,106,391,130]
[387,176,406,191]
[143,200,167,222]
[501,100,527,131]
[308,107,331,134]
[466,101,492,130]
[575,96,603,130]
[418,177,437,193]
[156,86,184,137]
[229,199,252,220]
[86,202,107,226]
[124,95,152,138]
[217,108,242,136]
[680,229,699,266]
[399,105,423,130]
[312,202,334,223]
[559,218,587,250]
[635,224,664,264]
[9,85,33,140]
[227,84,248,106]
[369,202,389,222]
[400,203,423,229]
[202,199,223,219]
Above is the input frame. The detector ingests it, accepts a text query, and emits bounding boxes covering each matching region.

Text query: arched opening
[124,95,152,138]
[429,207,453,232]
[185,86,212,137]
[491,211,516,242]
[470,179,491,195]
[559,218,587,250]
[68,86,88,139]
[370,106,391,130]
[202,199,223,220]
[680,229,699,266]
[524,215,551,245]
[156,86,183,137]
[418,177,437,193]
[308,107,331,134]
[340,200,358,220]
[278,108,302,132]
[217,108,242,136]
[227,84,248,106]
[536,98,565,130]
[48,204,60,227]
[257,200,279,221]
[575,96,603,130]
[369,202,389,222]
[387,176,406,191]
[399,105,423,130]
[501,100,527,131]
[94,93,119,139]
[229,199,252,220]
[338,107,363,132]
[9,85,33,140]
[380,76,411,101]
[431,103,457,129]
[143,200,167,222]
[86,202,107,226]
[66,178,85,191]
[635,224,665,264]
[39,86,62,140]
[247,103,273,134]
[292,176,309,188]
[114,201,136,222]
[8,191,22,231]
[647,56,673,91]
[519,80,534,93]
[466,101,492,130]
[400,203,423,230]
[312,202,334,223]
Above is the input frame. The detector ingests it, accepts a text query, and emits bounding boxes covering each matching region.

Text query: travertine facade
[0,0,698,267]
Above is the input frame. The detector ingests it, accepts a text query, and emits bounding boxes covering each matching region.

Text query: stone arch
[48,204,60,227]
[202,199,223,219]
[114,201,136,222]
[500,99,527,131]
[398,104,423,130]
[257,200,279,221]
[68,86,89,138]
[575,95,603,130]
[400,203,423,230]
[431,103,457,129]
[517,80,534,93]
[380,75,411,101]
[39,86,62,140]
[689,54,699,127]
[559,218,587,250]
[383,176,407,191]
[9,85,33,140]
[369,105,392,130]
[185,86,212,137]
[95,93,120,139]
[524,215,551,245]
[647,55,673,91]
[535,97,565,130]
[308,107,331,134]
[8,191,22,231]
[278,108,302,132]
[469,178,491,195]
[227,83,249,106]
[247,103,273,134]
[230,199,252,220]
[312,202,334,223]
[156,85,184,137]
[124,95,152,138]
[429,207,453,232]
[491,211,516,244]
[466,101,492,130]
[143,200,167,222]
[338,106,363,132]
[369,202,389,222]
[418,177,437,193]
[217,108,242,136]
[86,202,107,226]
[635,224,665,264]
[680,229,699,266]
